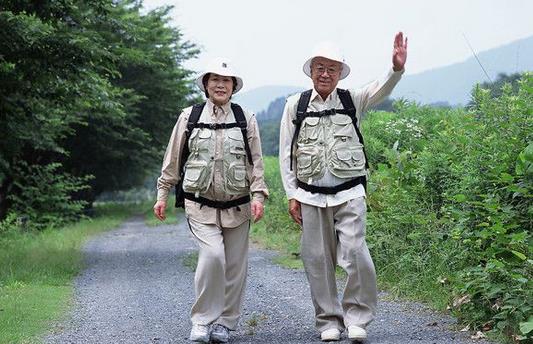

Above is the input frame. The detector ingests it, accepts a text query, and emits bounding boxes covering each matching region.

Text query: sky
[142,0,533,92]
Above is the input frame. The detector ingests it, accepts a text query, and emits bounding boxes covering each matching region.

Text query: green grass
[143,196,182,227]
[0,203,138,344]
[182,251,199,272]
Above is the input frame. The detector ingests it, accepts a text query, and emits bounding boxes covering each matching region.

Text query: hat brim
[303,57,350,80]
[195,72,243,94]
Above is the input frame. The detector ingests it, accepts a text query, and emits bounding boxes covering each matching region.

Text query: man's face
[310,57,342,98]
[206,73,234,106]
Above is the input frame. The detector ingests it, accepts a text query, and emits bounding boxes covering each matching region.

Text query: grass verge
[143,196,182,227]
[0,203,138,344]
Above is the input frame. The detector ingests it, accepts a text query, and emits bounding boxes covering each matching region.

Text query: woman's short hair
[202,74,237,98]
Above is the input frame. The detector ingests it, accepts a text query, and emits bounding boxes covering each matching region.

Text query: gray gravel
[44,216,496,344]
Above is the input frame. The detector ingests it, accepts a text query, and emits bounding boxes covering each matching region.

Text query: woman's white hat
[302,41,351,80]
[195,57,243,94]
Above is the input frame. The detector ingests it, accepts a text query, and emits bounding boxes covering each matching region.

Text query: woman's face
[206,73,234,106]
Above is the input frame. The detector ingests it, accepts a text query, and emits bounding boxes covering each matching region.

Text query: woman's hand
[251,200,264,223]
[153,200,167,221]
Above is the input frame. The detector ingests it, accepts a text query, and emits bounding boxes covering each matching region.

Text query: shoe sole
[348,336,367,342]
[189,335,209,343]
[321,335,340,341]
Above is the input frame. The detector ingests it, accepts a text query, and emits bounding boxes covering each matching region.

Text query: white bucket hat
[302,41,351,80]
[195,57,244,94]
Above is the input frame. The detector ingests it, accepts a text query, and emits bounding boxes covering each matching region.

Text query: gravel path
[45,216,495,344]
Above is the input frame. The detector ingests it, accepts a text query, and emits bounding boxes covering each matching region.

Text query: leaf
[511,250,527,261]
[519,317,533,335]
[453,194,467,203]
[499,172,514,183]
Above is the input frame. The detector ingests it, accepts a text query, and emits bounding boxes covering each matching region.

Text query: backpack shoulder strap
[181,102,206,173]
[187,103,205,133]
[296,89,313,119]
[336,89,369,169]
[337,88,356,119]
[290,90,313,170]
[175,102,205,208]
[230,103,253,166]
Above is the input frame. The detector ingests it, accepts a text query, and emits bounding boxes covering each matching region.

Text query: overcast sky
[142,0,533,92]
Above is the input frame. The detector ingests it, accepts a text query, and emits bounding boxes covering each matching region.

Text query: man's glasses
[312,64,340,75]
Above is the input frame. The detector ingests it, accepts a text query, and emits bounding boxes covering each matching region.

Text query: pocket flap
[199,129,212,139]
[234,166,246,181]
[336,150,352,161]
[297,155,312,168]
[228,130,243,140]
[304,117,320,126]
[331,114,352,125]
[185,167,202,181]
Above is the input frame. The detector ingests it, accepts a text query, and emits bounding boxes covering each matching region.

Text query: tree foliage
[0,0,198,226]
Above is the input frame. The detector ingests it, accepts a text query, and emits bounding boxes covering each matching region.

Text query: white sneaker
[347,325,367,340]
[321,328,341,341]
[210,323,229,343]
[189,324,210,343]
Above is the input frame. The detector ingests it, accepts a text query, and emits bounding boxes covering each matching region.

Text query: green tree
[0,0,198,225]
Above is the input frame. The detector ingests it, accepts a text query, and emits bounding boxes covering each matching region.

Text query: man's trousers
[300,196,377,332]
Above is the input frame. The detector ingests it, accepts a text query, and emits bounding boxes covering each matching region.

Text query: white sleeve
[351,68,404,120]
[279,96,298,199]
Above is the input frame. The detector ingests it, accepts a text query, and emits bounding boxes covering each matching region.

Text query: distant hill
[392,35,533,105]
[233,85,303,113]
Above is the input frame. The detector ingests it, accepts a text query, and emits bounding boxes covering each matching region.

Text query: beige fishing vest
[295,113,366,183]
[182,124,249,197]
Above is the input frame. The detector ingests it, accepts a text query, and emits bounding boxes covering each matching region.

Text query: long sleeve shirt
[157,98,269,228]
[279,68,404,208]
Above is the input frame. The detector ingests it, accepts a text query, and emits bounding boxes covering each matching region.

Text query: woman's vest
[175,102,253,209]
[291,89,368,194]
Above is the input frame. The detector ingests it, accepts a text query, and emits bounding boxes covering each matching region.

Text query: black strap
[296,176,366,194]
[337,89,369,169]
[183,192,251,209]
[231,103,253,165]
[193,122,240,130]
[175,103,206,208]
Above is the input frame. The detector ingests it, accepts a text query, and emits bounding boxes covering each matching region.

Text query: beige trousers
[187,217,250,330]
[300,196,377,332]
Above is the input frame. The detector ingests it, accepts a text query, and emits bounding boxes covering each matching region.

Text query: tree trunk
[0,177,12,220]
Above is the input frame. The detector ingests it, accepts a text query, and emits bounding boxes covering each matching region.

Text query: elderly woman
[153,58,268,343]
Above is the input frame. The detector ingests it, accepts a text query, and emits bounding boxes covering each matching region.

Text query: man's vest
[291,88,368,194]
[175,102,253,209]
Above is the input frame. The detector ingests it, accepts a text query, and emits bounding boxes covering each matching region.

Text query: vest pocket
[300,117,320,143]
[226,162,248,194]
[329,144,366,178]
[296,145,324,181]
[183,160,210,193]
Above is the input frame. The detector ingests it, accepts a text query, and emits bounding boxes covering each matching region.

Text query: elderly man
[279,33,407,341]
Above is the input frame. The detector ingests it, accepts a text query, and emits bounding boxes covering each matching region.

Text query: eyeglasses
[312,64,340,75]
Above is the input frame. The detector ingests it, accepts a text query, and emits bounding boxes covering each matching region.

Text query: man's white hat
[302,41,351,80]
[195,57,244,94]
